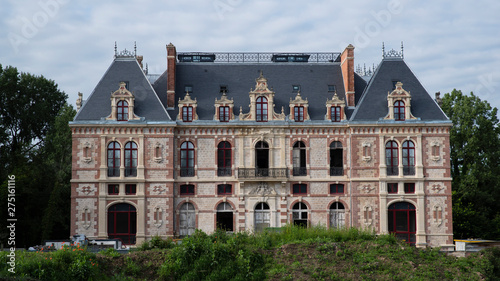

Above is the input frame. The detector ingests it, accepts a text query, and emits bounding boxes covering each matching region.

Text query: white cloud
[1,0,500,111]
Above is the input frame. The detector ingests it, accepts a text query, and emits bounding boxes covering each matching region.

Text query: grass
[1,226,499,280]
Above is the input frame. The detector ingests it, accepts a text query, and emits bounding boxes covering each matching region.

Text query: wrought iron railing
[217,167,232,177]
[177,52,341,63]
[387,166,399,176]
[125,168,137,177]
[180,168,195,177]
[238,168,288,178]
[293,167,307,176]
[403,166,415,176]
[330,167,344,176]
[108,168,120,177]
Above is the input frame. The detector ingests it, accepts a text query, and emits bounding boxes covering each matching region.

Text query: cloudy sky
[1,0,499,112]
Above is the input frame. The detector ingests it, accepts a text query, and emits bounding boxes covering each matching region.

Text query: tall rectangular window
[182,106,193,122]
[219,106,230,122]
[331,106,341,122]
[294,106,304,122]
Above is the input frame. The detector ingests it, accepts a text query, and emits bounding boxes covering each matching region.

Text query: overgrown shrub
[0,244,99,281]
[158,229,266,280]
[138,235,174,251]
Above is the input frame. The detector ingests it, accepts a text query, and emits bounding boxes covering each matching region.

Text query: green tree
[0,64,68,247]
[41,104,76,241]
[441,89,500,239]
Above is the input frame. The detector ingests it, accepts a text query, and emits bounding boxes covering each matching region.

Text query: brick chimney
[340,44,355,107]
[166,43,177,108]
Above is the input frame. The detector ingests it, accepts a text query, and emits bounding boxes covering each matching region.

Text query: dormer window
[177,92,198,122]
[117,100,129,121]
[256,96,268,122]
[328,85,336,92]
[394,100,405,121]
[219,85,227,93]
[214,91,234,122]
[106,82,139,121]
[184,85,193,94]
[292,85,301,93]
[289,92,309,122]
[385,82,416,121]
[239,72,285,122]
[182,106,193,122]
[326,92,345,122]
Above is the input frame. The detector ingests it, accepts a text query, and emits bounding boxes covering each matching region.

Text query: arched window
[107,141,120,177]
[292,202,308,227]
[124,142,137,177]
[294,106,304,122]
[254,202,270,232]
[216,202,233,232]
[293,141,306,176]
[180,142,195,177]
[256,96,268,122]
[179,203,196,237]
[330,141,343,176]
[217,141,232,176]
[402,141,415,175]
[386,141,399,176]
[388,202,416,244]
[394,100,405,121]
[255,141,269,176]
[330,202,345,229]
[331,106,341,122]
[117,100,129,121]
[108,203,136,245]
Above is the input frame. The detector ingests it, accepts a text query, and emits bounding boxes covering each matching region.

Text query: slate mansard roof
[161,63,361,121]
[73,56,172,123]
[73,46,449,124]
[350,57,449,122]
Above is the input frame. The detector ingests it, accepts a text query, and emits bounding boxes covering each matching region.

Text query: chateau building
[70,43,453,248]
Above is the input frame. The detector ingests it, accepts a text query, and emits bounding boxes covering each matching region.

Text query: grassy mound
[1,226,499,280]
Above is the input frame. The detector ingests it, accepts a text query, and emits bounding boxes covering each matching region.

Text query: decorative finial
[114,41,117,56]
[401,41,404,59]
[134,41,137,56]
[382,42,385,58]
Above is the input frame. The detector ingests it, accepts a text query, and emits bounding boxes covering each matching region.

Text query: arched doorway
[179,202,196,237]
[388,202,416,244]
[108,203,137,245]
[329,202,345,229]
[254,202,270,232]
[292,202,308,227]
[216,202,233,232]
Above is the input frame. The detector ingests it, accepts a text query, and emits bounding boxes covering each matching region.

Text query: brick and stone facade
[70,43,453,248]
